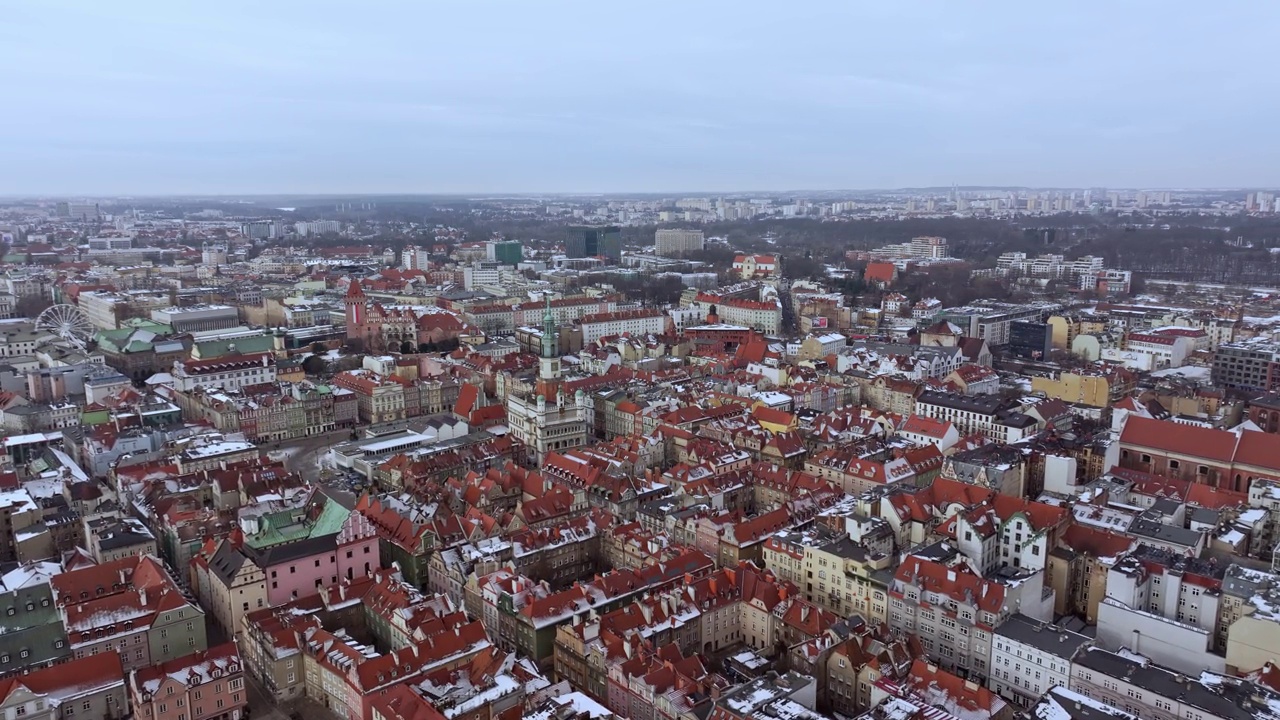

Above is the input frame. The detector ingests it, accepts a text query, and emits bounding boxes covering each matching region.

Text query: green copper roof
[242,497,350,550]
[195,334,275,358]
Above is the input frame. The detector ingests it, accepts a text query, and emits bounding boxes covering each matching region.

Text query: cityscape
[6,4,1280,720]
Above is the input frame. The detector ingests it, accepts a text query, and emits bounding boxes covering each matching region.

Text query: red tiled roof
[893,556,1005,617]
[1119,416,1237,463]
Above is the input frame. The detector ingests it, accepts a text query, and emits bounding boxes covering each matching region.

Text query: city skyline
[4,2,1280,194]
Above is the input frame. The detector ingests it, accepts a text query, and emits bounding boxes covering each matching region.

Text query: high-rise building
[294,220,340,237]
[654,228,704,257]
[241,220,279,239]
[56,202,101,221]
[486,240,523,265]
[565,226,621,261]
[401,245,430,270]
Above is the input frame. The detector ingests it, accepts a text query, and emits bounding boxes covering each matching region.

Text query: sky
[2,2,1277,195]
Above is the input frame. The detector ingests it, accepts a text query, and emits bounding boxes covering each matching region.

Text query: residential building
[129,643,246,720]
[990,614,1092,707]
[888,555,1052,683]
[0,562,71,675]
[49,555,208,672]
[1213,340,1280,392]
[914,391,1039,443]
[1070,647,1275,720]
[85,516,158,563]
[655,229,704,256]
[0,652,127,720]
[191,491,379,640]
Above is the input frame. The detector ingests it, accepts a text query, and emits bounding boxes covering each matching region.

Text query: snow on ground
[265,447,305,463]
[1150,365,1212,381]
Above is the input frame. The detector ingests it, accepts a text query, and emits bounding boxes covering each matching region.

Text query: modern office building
[566,226,621,262]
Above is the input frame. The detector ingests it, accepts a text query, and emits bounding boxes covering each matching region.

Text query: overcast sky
[2,2,1276,195]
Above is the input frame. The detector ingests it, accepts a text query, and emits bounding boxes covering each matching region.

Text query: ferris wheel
[35,304,95,352]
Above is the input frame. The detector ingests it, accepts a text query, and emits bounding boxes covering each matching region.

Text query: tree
[400,340,415,354]
[14,295,52,319]
[302,355,328,375]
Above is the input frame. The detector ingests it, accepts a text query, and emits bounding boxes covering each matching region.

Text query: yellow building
[1031,369,1133,408]
[1046,315,1078,351]
[801,538,892,624]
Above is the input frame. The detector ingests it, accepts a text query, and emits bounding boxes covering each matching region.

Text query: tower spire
[541,294,555,358]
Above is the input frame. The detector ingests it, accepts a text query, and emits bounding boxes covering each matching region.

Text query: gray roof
[1032,686,1137,720]
[208,541,247,587]
[88,517,155,551]
[1126,517,1204,549]
[244,533,338,568]
[1074,647,1280,720]
[994,613,1092,659]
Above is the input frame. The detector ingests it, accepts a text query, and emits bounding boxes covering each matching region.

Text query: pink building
[253,508,379,606]
[130,643,246,720]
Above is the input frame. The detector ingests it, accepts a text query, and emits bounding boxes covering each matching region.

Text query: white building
[990,614,1092,708]
[1122,331,1195,370]
[869,236,950,261]
[401,245,431,271]
[463,261,505,290]
[1070,647,1263,720]
[172,352,277,392]
[78,290,172,330]
[579,308,667,344]
[914,391,1039,443]
[655,229,705,256]
[294,220,341,237]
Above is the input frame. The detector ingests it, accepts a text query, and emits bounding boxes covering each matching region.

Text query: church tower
[344,280,367,349]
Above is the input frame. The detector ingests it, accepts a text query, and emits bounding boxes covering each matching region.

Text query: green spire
[541,294,555,358]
